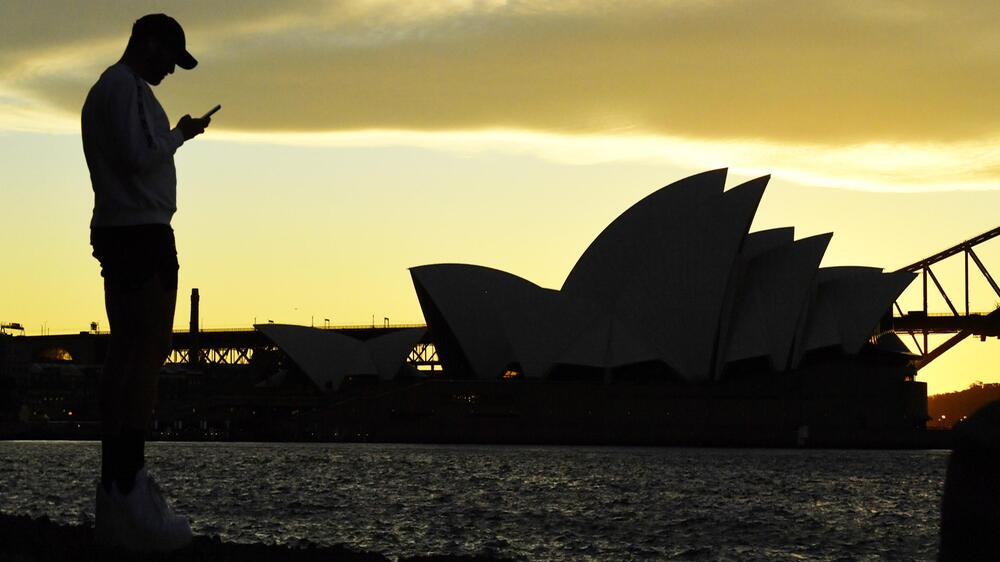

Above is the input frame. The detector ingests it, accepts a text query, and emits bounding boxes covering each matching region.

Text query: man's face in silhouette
[140,38,177,86]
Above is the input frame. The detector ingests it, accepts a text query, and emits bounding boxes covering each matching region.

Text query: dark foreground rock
[938,400,1000,562]
[0,514,515,562]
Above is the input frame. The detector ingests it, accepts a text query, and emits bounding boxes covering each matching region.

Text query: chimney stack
[190,288,200,367]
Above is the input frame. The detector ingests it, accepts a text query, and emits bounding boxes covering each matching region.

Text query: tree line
[928,382,1000,429]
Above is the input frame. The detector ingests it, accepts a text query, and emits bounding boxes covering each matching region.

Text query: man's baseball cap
[132,14,197,70]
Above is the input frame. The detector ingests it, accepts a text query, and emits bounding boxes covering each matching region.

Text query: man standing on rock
[82,14,211,551]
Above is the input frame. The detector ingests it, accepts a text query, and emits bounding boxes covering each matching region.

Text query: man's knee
[133,329,172,365]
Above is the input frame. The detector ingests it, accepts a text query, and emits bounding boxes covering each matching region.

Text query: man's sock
[115,427,146,495]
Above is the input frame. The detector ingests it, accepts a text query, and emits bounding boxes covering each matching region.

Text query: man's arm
[103,73,206,174]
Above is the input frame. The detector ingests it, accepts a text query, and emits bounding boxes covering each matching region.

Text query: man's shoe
[94,480,126,548]
[98,467,193,551]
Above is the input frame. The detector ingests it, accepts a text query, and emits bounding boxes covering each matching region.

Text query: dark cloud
[6,0,1000,144]
[0,1,312,47]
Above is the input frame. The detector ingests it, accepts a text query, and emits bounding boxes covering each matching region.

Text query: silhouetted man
[82,14,209,551]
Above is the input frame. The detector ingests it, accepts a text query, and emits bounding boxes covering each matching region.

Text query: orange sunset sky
[1,1,999,394]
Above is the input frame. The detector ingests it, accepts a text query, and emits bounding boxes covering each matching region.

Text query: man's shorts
[91,224,179,294]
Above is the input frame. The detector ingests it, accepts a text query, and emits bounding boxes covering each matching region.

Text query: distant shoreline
[0,430,954,449]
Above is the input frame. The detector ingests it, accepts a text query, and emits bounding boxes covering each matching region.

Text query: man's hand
[177,114,210,141]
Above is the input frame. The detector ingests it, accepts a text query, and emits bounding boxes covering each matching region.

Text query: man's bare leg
[100,272,176,493]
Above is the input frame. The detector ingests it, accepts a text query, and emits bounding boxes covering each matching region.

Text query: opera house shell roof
[410,169,915,382]
[256,324,426,391]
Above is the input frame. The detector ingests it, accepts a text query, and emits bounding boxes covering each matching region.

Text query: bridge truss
[892,226,1000,369]
[163,328,442,371]
[407,343,441,371]
[166,346,255,366]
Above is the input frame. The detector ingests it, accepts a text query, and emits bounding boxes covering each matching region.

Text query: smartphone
[201,105,221,120]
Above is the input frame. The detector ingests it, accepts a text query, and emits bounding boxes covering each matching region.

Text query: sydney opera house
[260,169,928,446]
[412,169,914,383]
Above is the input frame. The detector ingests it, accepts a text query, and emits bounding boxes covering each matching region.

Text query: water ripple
[0,442,947,560]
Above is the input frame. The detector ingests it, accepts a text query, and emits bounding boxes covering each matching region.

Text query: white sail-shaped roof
[795,267,879,361]
[562,170,766,380]
[366,328,428,379]
[410,264,519,379]
[554,316,663,371]
[412,263,616,378]
[793,267,915,362]
[821,269,916,354]
[256,324,425,391]
[742,228,795,260]
[411,263,675,378]
[492,289,606,378]
[256,324,368,391]
[723,233,831,370]
[714,227,798,375]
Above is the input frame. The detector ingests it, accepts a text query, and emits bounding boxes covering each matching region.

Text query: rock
[939,400,1000,561]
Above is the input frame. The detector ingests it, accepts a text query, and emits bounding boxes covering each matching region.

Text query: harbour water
[0,441,948,560]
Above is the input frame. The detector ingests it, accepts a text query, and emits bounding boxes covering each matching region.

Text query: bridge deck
[893,310,1000,336]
